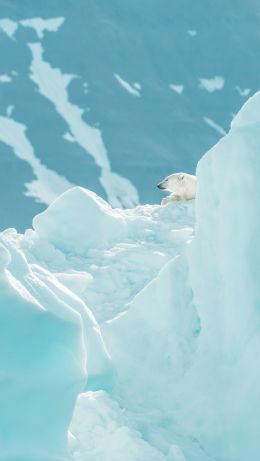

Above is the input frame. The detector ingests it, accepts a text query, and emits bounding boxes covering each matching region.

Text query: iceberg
[1,92,260,460]
[185,91,260,461]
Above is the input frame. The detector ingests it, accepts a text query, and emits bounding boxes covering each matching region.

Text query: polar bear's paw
[161,194,181,205]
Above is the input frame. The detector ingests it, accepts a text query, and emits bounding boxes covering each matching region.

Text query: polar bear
[157,172,197,205]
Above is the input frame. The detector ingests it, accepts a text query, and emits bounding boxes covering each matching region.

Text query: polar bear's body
[157,172,197,205]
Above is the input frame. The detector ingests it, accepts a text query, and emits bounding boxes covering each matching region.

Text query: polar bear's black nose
[157,182,165,190]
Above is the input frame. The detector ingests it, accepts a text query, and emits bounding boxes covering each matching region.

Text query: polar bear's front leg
[161,194,181,205]
[161,196,172,205]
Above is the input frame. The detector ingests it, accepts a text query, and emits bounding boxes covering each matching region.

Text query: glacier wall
[186,91,260,461]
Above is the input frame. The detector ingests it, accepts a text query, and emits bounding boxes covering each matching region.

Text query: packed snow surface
[0,18,17,39]
[114,74,141,97]
[169,84,184,95]
[0,74,12,83]
[2,92,260,460]
[20,17,65,39]
[187,29,197,37]
[235,86,251,97]
[0,16,64,40]
[199,76,225,93]
[203,116,226,136]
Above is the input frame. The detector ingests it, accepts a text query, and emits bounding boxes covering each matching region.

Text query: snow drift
[1,91,260,460]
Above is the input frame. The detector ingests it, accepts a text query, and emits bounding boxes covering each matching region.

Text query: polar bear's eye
[178,175,184,181]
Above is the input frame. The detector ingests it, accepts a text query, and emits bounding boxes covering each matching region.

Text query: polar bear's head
[157,172,187,192]
[157,172,197,198]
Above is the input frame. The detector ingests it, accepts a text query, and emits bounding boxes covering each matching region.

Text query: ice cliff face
[1,92,260,460]
[186,91,260,461]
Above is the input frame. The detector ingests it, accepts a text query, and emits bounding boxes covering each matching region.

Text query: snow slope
[1,91,260,459]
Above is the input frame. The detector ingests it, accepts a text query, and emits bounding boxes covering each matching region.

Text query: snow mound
[32,187,127,254]
[20,17,65,39]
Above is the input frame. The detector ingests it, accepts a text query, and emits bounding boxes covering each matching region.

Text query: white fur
[157,172,197,205]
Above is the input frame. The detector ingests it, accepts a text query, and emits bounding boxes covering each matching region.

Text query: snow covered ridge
[2,91,260,460]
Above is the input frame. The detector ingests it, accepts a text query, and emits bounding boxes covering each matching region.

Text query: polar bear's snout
[157,181,167,190]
